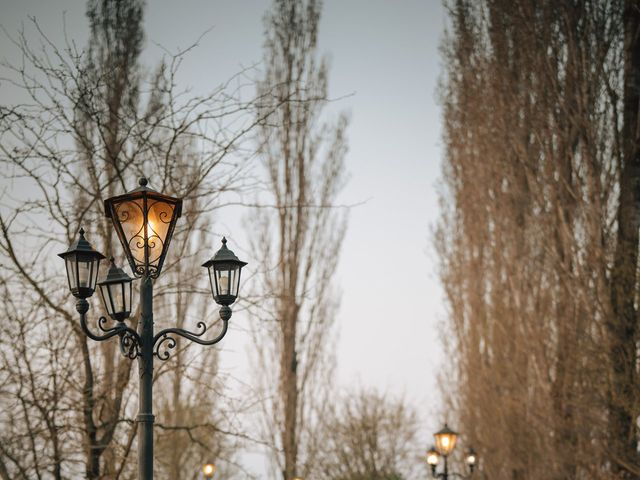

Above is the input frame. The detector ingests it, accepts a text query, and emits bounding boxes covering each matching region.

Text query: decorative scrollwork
[98,316,123,334]
[154,334,177,361]
[120,330,141,359]
[152,320,229,361]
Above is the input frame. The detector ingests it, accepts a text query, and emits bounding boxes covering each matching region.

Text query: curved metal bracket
[77,300,230,361]
[80,313,141,359]
[434,471,473,479]
[152,319,229,361]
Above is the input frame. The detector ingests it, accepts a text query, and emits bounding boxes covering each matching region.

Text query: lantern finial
[139,177,148,187]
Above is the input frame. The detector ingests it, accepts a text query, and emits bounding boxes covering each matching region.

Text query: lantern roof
[99,257,133,285]
[202,237,248,267]
[435,423,458,437]
[104,177,183,219]
[58,228,106,259]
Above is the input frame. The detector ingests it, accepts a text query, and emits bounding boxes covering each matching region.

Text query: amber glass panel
[114,199,146,265]
[114,198,175,269]
[146,199,174,266]
[435,431,457,456]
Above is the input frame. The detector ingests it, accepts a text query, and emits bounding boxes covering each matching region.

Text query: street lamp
[202,463,216,478]
[60,178,247,480]
[434,424,458,457]
[58,227,105,299]
[98,257,133,322]
[426,424,477,479]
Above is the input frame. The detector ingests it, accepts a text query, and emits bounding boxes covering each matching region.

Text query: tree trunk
[608,0,640,476]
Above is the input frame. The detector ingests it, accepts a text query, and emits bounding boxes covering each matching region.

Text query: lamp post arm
[76,299,142,359]
[77,299,141,344]
[433,471,473,479]
[447,473,472,479]
[153,319,229,360]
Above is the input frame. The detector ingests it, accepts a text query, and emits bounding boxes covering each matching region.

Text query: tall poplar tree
[250,1,349,478]
[437,0,640,477]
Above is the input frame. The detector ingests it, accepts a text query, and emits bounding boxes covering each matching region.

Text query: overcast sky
[0,0,449,476]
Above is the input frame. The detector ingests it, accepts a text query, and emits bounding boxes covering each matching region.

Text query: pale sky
[0,0,449,476]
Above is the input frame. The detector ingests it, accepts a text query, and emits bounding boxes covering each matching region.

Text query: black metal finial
[79,227,85,236]
[221,236,227,246]
[139,177,148,187]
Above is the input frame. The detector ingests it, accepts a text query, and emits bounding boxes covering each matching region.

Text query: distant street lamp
[426,424,477,479]
[60,178,247,480]
[202,462,217,478]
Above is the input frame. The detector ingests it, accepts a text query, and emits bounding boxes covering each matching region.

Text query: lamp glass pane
[207,266,216,299]
[125,281,132,312]
[78,260,92,288]
[233,265,242,297]
[435,431,457,456]
[147,200,174,265]
[216,268,230,296]
[113,198,176,272]
[229,266,238,296]
[65,257,77,290]
[114,199,146,265]
[99,284,115,316]
[90,259,99,289]
[108,283,126,313]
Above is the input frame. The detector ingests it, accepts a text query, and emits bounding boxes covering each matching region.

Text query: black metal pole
[138,274,154,479]
[444,455,449,480]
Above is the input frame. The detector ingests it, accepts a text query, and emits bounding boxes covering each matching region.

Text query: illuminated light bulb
[218,275,229,294]
[78,262,90,287]
[202,463,216,477]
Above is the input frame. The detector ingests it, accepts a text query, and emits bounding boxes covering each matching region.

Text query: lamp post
[59,178,247,480]
[426,424,477,479]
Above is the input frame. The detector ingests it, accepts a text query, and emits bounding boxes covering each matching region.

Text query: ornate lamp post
[426,424,477,479]
[60,178,247,480]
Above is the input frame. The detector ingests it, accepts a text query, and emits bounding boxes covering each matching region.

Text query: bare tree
[248,0,349,478]
[313,388,421,480]
[436,0,640,478]
[0,0,273,477]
